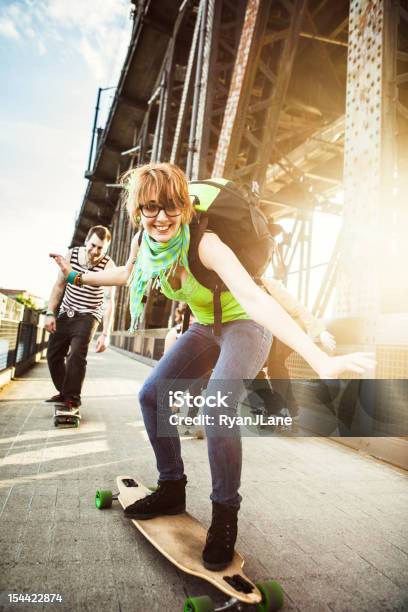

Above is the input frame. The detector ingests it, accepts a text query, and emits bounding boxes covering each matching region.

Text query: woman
[51,162,375,571]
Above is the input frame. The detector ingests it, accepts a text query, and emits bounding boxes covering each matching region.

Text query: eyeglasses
[139,202,182,218]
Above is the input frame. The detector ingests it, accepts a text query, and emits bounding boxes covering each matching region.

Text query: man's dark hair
[86,225,112,242]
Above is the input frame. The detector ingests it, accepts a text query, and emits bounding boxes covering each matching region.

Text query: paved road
[0,347,407,611]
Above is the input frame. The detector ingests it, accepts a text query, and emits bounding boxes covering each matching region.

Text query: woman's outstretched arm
[198,233,375,379]
[50,232,140,287]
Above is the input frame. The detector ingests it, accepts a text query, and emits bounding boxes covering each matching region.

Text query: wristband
[46,311,55,317]
[73,272,83,287]
[67,271,78,284]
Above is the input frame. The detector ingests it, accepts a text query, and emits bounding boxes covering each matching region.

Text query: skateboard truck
[206,597,245,611]
[184,589,282,611]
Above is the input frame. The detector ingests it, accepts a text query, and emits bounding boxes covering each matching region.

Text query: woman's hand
[319,330,336,351]
[316,352,376,379]
[197,234,376,380]
[130,231,141,259]
[123,232,141,281]
[50,253,72,279]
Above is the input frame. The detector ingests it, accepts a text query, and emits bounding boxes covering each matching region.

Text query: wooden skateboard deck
[116,475,262,606]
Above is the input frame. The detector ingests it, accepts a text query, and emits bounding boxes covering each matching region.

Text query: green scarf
[128,224,190,331]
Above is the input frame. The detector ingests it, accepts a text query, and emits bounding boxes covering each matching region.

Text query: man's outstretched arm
[45,251,70,333]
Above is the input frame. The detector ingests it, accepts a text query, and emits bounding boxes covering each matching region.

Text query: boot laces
[207,514,236,549]
[143,478,185,506]
[144,486,166,506]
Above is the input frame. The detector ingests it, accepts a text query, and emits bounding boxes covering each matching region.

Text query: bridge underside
[71,1,408,381]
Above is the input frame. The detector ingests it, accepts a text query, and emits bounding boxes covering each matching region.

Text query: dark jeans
[267,338,299,416]
[47,313,98,405]
[138,320,273,506]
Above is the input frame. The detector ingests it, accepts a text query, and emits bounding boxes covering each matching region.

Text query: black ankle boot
[202,501,239,570]
[124,476,187,519]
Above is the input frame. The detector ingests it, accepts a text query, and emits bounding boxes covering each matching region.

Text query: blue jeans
[138,320,273,506]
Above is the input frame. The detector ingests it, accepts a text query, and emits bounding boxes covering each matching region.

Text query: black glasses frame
[139,203,182,218]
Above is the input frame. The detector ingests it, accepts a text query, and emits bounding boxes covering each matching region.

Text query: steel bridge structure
[71,0,408,384]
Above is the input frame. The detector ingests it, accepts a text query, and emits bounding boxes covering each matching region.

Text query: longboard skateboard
[53,405,81,428]
[95,475,283,611]
[178,421,205,440]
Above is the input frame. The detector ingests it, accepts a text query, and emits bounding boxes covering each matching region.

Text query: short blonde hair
[122,162,194,225]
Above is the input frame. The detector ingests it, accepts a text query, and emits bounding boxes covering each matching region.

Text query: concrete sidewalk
[0,347,407,611]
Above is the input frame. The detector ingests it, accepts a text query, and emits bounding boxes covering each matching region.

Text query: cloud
[0,0,131,82]
[79,37,106,83]
[47,0,128,34]
[0,1,133,300]
[0,17,21,39]
[37,39,46,55]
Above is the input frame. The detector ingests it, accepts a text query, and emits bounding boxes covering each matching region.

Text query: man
[259,222,336,424]
[45,225,115,413]
[262,276,336,422]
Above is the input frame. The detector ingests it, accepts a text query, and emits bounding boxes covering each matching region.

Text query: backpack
[137,178,275,335]
[185,178,274,335]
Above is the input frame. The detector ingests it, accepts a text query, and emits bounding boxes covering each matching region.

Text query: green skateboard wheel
[183,595,214,612]
[255,580,284,612]
[95,489,113,509]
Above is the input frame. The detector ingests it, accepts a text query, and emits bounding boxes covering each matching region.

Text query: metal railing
[0,293,48,380]
[110,329,167,364]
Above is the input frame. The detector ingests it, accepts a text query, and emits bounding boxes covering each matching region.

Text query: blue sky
[0,0,341,315]
[0,0,132,300]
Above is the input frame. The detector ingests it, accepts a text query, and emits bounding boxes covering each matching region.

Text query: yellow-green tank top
[160,270,250,325]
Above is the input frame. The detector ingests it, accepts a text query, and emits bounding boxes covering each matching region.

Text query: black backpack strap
[188,214,223,290]
[181,306,191,334]
[188,214,208,267]
[137,228,144,246]
[213,284,222,336]
[189,215,225,336]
